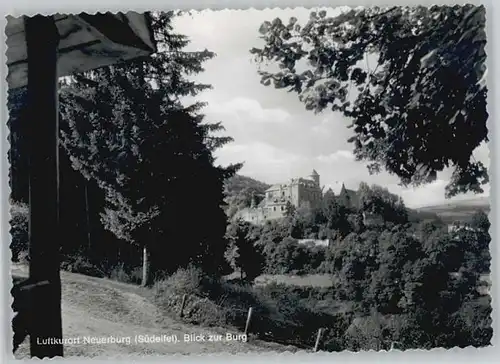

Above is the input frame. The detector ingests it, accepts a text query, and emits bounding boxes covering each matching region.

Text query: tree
[328,220,491,349]
[470,209,490,233]
[367,228,422,314]
[358,182,408,224]
[266,236,302,274]
[331,232,377,303]
[321,193,351,239]
[256,220,293,273]
[251,5,488,198]
[60,12,238,283]
[347,211,365,233]
[453,211,491,274]
[225,219,264,282]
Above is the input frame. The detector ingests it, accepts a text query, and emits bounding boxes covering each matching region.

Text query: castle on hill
[236,170,359,225]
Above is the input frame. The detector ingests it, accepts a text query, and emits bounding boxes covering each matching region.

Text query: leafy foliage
[225,219,265,282]
[326,219,491,348]
[251,5,488,197]
[451,210,491,274]
[358,182,408,224]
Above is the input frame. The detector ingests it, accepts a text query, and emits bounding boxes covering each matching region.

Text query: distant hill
[407,208,442,224]
[414,196,490,225]
[223,175,271,217]
[224,174,271,196]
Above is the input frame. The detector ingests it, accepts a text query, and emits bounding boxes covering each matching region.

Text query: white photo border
[1,0,497,362]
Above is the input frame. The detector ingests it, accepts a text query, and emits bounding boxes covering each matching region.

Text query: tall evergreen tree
[60,12,239,282]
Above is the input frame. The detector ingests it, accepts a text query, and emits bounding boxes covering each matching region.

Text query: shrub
[154,265,206,297]
[60,255,105,278]
[153,266,232,327]
[252,283,353,348]
[105,262,144,284]
[17,250,30,264]
[318,313,353,351]
[109,263,133,283]
[343,313,390,351]
[186,298,228,326]
[129,266,143,285]
[153,267,354,350]
[450,296,492,348]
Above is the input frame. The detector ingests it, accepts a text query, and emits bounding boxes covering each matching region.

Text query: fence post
[244,307,253,336]
[179,294,187,318]
[314,328,324,352]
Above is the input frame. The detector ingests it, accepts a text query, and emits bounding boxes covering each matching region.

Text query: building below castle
[236,170,360,225]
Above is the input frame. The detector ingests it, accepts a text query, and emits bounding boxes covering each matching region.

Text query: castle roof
[342,188,358,199]
[338,183,360,207]
[324,187,335,196]
[265,172,321,192]
[326,182,344,195]
[265,183,283,192]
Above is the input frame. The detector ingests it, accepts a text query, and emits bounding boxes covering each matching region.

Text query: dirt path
[11,265,292,358]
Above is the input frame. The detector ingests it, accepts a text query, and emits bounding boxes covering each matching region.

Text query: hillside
[223,175,271,217]
[224,174,270,196]
[11,264,291,358]
[407,208,442,223]
[414,196,490,225]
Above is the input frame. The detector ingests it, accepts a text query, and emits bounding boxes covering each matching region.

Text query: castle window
[280,206,284,211]
[273,207,276,211]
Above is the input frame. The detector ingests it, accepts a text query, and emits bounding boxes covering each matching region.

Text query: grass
[254,274,334,288]
[12,260,492,354]
[11,263,295,358]
[152,266,351,350]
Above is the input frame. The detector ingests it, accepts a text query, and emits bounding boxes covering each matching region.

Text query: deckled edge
[484,0,497,355]
[1,0,498,362]
[2,10,15,364]
[0,0,489,17]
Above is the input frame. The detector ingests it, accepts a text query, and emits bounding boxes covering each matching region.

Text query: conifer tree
[60,12,239,283]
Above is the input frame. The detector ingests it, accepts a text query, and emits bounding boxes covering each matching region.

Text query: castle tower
[338,183,351,208]
[309,169,320,187]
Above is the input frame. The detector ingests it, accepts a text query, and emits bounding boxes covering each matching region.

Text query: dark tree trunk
[25,15,64,358]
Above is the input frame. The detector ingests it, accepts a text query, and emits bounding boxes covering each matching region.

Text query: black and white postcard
[2,0,496,361]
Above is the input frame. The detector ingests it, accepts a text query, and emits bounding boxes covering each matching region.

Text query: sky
[172,8,490,209]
